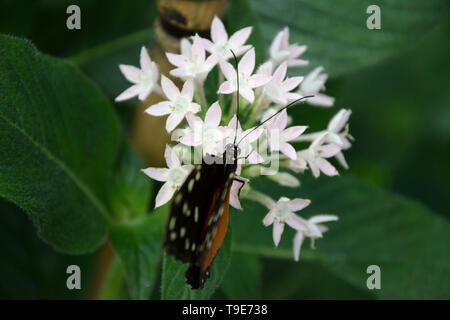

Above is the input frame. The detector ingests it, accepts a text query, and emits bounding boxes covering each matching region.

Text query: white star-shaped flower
[298,132,341,178]
[201,16,252,61]
[115,46,161,102]
[259,61,303,105]
[145,75,201,132]
[179,101,232,155]
[218,48,271,103]
[327,109,353,169]
[166,34,218,82]
[269,27,308,67]
[297,66,334,107]
[266,109,307,160]
[142,145,193,208]
[263,197,310,246]
[293,215,338,261]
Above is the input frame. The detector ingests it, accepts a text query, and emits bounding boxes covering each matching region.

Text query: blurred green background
[0,0,449,299]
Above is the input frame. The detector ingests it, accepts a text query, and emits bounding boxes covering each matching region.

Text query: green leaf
[262,259,374,299]
[0,0,158,56]
[0,35,121,253]
[0,198,98,299]
[221,253,262,299]
[109,207,168,300]
[250,0,450,76]
[227,0,266,66]
[107,142,151,220]
[232,175,450,299]
[161,230,232,300]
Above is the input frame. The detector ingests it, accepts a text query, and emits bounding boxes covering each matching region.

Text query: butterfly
[163,50,312,289]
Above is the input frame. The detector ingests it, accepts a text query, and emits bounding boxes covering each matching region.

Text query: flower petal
[218,81,235,94]
[155,182,176,208]
[115,84,141,102]
[166,111,185,132]
[142,167,169,182]
[283,76,304,91]
[319,144,341,158]
[138,85,153,101]
[250,74,271,88]
[140,46,153,73]
[335,151,349,169]
[293,231,305,262]
[328,109,351,132]
[289,198,311,211]
[263,212,274,226]
[211,16,228,44]
[273,220,285,247]
[239,48,255,77]
[240,87,255,103]
[229,192,242,210]
[161,75,180,101]
[185,112,203,130]
[205,101,222,126]
[192,35,205,62]
[272,62,287,83]
[280,142,297,160]
[164,145,181,168]
[166,53,186,67]
[181,79,194,101]
[274,109,288,130]
[145,101,171,116]
[286,214,309,232]
[219,59,236,81]
[119,64,141,83]
[309,214,338,225]
[317,158,338,176]
[269,30,283,60]
[283,126,308,141]
[229,26,252,47]
[288,59,309,67]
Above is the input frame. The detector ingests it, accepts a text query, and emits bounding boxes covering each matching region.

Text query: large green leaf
[0,198,97,299]
[232,175,450,299]
[221,253,262,299]
[109,207,167,300]
[161,231,232,300]
[0,35,121,253]
[251,0,450,76]
[107,142,151,221]
[261,259,374,299]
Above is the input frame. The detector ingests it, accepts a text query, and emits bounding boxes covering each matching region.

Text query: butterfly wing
[186,177,233,289]
[164,160,236,289]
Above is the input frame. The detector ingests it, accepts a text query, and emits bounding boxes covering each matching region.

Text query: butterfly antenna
[237,95,314,146]
[230,49,239,146]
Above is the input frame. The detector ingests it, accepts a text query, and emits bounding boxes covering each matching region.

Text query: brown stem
[88,241,116,300]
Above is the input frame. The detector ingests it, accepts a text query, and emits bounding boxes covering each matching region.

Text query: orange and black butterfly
[163,50,312,289]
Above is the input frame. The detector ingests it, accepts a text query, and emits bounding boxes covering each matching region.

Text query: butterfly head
[224,143,240,164]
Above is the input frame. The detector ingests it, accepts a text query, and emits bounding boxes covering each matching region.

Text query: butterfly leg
[233,177,247,197]
[238,149,255,161]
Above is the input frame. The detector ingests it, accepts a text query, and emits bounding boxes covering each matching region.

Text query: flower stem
[88,241,117,299]
[194,80,208,111]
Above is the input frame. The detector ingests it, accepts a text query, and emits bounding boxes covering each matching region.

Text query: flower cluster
[116,17,353,261]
